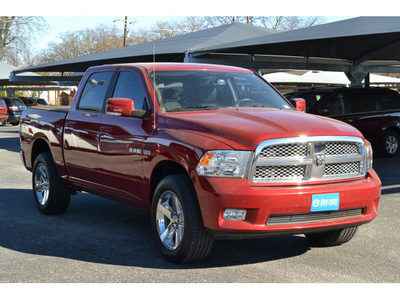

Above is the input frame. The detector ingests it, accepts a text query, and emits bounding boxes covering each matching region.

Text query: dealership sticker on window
[311,193,339,212]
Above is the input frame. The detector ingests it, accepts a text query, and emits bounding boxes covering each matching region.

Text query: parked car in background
[2,97,26,126]
[286,87,400,157]
[0,97,8,126]
[20,97,50,107]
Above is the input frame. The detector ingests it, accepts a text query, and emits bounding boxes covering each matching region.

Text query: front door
[98,70,151,205]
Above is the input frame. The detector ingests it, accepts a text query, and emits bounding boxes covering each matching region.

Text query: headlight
[366,144,373,171]
[196,150,253,178]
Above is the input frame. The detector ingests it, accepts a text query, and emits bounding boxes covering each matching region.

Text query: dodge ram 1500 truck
[20,63,381,263]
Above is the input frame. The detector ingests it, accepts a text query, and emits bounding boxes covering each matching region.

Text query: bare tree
[37,25,123,64]
[128,17,207,45]
[204,16,326,31]
[0,16,47,66]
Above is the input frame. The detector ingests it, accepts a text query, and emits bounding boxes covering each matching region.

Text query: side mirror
[106,98,134,117]
[106,98,148,119]
[292,98,306,112]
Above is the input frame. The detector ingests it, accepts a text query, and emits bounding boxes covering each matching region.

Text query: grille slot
[324,162,361,177]
[326,142,360,156]
[250,136,366,183]
[259,143,307,159]
[267,207,365,225]
[254,166,305,181]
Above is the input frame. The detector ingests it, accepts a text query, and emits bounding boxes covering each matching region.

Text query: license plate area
[311,193,339,212]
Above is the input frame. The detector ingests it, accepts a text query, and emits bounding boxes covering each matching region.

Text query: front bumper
[194,170,381,239]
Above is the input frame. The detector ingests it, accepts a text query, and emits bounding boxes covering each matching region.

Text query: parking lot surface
[0,124,399,283]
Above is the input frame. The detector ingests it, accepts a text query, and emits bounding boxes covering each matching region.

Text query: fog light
[223,209,247,221]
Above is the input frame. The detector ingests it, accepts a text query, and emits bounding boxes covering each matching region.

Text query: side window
[379,91,400,110]
[78,72,114,112]
[112,71,146,110]
[319,94,346,116]
[347,92,377,113]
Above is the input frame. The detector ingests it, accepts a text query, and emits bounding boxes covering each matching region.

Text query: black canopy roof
[195,16,400,64]
[15,23,278,73]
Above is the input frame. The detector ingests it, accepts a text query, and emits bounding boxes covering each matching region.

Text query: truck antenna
[152,44,157,133]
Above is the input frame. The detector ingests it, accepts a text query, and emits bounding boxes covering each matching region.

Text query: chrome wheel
[155,191,185,250]
[386,135,398,155]
[34,163,50,205]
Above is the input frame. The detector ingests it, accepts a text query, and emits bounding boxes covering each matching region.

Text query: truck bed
[28,105,71,113]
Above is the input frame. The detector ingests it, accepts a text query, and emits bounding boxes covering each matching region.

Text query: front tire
[305,226,358,246]
[32,152,71,215]
[151,174,213,264]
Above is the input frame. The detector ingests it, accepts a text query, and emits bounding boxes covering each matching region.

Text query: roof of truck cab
[87,62,253,73]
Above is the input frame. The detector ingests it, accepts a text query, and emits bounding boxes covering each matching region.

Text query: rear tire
[0,120,5,126]
[151,174,213,264]
[32,152,71,215]
[305,226,358,246]
[381,130,400,157]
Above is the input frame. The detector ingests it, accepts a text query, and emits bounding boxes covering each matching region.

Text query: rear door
[313,90,381,142]
[340,90,382,143]
[64,70,115,189]
[97,68,151,205]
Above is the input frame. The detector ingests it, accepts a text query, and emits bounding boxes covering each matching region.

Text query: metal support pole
[123,16,128,47]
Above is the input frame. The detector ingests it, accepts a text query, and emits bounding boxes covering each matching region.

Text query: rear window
[8,98,25,107]
[78,72,114,112]
[379,90,400,110]
[0,99,5,107]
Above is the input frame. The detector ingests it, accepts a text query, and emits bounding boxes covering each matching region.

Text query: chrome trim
[248,136,366,183]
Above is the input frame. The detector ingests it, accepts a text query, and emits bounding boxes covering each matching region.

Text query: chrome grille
[249,136,366,183]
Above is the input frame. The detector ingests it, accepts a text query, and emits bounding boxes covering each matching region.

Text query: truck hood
[164,107,363,150]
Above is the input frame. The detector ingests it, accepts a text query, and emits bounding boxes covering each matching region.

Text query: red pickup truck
[20,63,381,263]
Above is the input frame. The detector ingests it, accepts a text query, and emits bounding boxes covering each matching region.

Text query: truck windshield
[148,70,292,112]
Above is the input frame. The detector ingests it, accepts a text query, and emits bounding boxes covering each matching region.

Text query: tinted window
[36,98,48,105]
[379,90,400,110]
[112,71,146,110]
[9,98,25,107]
[319,93,346,116]
[0,99,5,107]
[300,92,330,111]
[347,92,377,113]
[24,99,35,105]
[79,72,114,111]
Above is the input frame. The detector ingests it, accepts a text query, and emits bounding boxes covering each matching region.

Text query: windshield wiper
[168,105,220,112]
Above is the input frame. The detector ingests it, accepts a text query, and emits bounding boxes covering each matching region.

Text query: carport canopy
[12,17,400,87]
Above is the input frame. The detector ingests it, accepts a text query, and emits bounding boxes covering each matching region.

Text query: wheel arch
[31,137,52,166]
[150,160,191,202]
